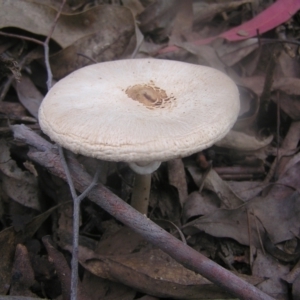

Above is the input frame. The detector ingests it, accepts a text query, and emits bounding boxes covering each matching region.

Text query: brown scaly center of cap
[125,80,175,109]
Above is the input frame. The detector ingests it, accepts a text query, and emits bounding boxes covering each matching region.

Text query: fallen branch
[12,124,275,300]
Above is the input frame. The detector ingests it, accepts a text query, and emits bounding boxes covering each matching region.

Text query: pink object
[158,0,300,54]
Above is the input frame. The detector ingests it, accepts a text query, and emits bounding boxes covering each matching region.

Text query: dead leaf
[1,1,129,49]
[82,270,136,300]
[193,0,252,25]
[216,38,259,67]
[122,0,145,17]
[187,166,244,208]
[43,235,89,300]
[252,250,289,299]
[0,204,59,294]
[138,0,180,43]
[273,92,300,120]
[14,75,43,119]
[273,77,300,95]
[216,130,273,151]
[0,102,29,121]
[0,140,40,211]
[49,5,136,78]
[292,275,300,300]
[59,227,234,299]
[227,181,264,201]
[182,190,220,223]
[195,0,300,44]
[10,244,36,297]
[183,190,300,249]
[169,0,193,45]
[150,182,181,223]
[239,76,265,96]
[167,158,188,206]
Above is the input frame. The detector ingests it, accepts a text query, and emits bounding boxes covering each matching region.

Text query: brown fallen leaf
[183,189,300,249]
[14,75,43,119]
[182,190,220,223]
[186,166,244,208]
[0,140,40,211]
[216,38,259,67]
[0,1,129,49]
[216,130,274,151]
[150,181,182,223]
[193,0,252,25]
[169,0,193,46]
[252,250,289,299]
[167,158,188,206]
[138,0,181,43]
[9,244,36,297]
[60,227,243,299]
[0,102,30,121]
[0,205,60,295]
[49,5,136,78]
[43,235,89,300]
[82,270,136,300]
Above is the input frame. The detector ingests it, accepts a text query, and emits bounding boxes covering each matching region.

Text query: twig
[246,208,253,268]
[154,37,300,57]
[259,44,281,114]
[38,1,93,299]
[76,52,98,63]
[43,0,66,90]
[59,147,99,300]
[12,124,276,300]
[0,32,44,46]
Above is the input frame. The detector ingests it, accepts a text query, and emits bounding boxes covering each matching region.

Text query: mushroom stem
[131,173,151,214]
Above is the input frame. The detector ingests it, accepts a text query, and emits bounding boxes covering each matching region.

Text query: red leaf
[218,0,300,42]
[159,0,300,54]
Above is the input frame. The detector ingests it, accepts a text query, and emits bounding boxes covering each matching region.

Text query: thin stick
[43,0,67,90]
[59,147,99,300]
[15,124,275,300]
[40,0,91,298]
[0,31,44,46]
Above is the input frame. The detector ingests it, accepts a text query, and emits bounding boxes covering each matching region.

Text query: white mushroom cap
[38,59,240,164]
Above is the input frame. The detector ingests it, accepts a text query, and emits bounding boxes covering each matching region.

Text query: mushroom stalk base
[131,173,151,214]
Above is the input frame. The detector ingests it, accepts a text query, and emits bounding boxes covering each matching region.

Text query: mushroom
[38,58,240,214]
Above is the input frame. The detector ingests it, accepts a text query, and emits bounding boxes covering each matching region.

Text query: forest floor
[0,0,300,299]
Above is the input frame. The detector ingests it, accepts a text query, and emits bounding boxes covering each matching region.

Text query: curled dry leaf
[10,244,36,297]
[0,205,59,295]
[252,250,289,299]
[292,276,300,300]
[138,0,181,42]
[167,158,188,206]
[0,140,40,211]
[49,5,136,78]
[216,130,273,151]
[239,76,265,96]
[193,0,252,25]
[216,38,259,67]
[183,189,300,249]
[150,182,182,223]
[227,181,265,201]
[182,190,220,223]
[122,0,145,17]
[14,75,43,119]
[58,227,250,299]
[273,77,300,96]
[273,92,300,121]
[0,0,130,49]
[65,227,234,299]
[187,165,244,208]
[82,270,136,300]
